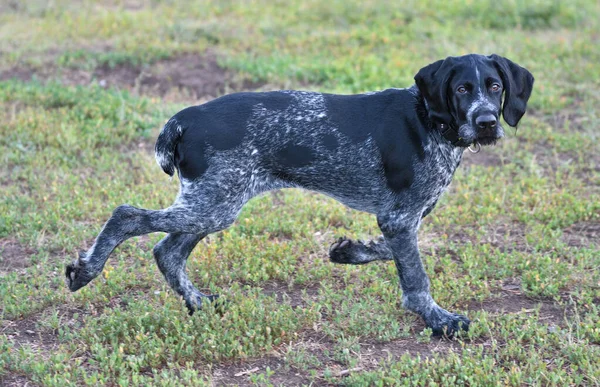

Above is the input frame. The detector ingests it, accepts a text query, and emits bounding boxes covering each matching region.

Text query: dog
[66,54,534,336]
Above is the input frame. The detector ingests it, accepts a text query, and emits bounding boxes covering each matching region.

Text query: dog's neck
[429,124,464,175]
[437,122,469,147]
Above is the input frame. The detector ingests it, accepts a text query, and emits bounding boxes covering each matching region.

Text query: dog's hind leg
[153,233,219,313]
[65,204,200,292]
[65,200,241,292]
[329,236,393,264]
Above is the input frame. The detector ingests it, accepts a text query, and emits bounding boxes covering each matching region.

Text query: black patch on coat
[176,93,254,151]
[172,92,279,180]
[175,141,208,180]
[275,143,315,168]
[261,91,293,111]
[321,133,338,150]
[324,89,429,192]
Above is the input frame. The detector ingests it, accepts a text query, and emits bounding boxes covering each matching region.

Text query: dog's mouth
[474,135,500,146]
[474,123,504,146]
[458,124,504,147]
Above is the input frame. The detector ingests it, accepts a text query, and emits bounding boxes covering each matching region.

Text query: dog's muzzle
[473,112,503,145]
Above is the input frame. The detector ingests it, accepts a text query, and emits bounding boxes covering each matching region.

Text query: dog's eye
[457,86,467,94]
[490,83,502,92]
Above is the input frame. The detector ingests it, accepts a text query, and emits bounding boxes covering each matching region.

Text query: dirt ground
[1,48,598,386]
[0,51,261,102]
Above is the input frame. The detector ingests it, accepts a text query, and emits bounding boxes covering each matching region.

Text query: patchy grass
[1,0,599,385]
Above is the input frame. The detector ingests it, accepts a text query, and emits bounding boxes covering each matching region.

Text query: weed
[1,0,599,385]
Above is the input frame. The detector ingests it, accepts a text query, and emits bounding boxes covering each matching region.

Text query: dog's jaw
[457,121,505,147]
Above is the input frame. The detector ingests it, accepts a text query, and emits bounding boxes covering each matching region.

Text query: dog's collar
[438,123,470,148]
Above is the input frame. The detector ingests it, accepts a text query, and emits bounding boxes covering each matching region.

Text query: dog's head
[415,54,534,146]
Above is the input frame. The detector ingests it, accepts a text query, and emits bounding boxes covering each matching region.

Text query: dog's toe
[208,294,228,314]
[186,293,225,315]
[329,236,349,255]
[65,263,75,287]
[65,261,81,291]
[329,242,340,254]
[444,314,470,336]
[329,237,361,264]
[65,256,96,292]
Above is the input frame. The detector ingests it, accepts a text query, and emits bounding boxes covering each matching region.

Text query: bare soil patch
[0,238,36,271]
[210,330,333,386]
[1,316,58,351]
[482,221,531,252]
[0,66,38,83]
[426,220,531,255]
[212,355,309,387]
[471,290,566,324]
[530,141,582,170]
[0,51,263,102]
[210,328,461,386]
[562,221,600,248]
[461,148,505,168]
[0,373,32,387]
[1,303,88,348]
[91,53,253,100]
[540,107,589,133]
[0,304,92,386]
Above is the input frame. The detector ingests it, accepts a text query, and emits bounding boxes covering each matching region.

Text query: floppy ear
[414,57,456,125]
[489,54,534,127]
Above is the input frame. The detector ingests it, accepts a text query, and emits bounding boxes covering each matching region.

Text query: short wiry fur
[66,54,534,336]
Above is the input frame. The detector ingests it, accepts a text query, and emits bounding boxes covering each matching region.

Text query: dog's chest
[409,142,463,213]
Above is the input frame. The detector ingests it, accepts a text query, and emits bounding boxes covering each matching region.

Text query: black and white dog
[66,54,533,336]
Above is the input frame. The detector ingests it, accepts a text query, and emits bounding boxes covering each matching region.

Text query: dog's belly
[261,138,396,214]
[263,140,462,216]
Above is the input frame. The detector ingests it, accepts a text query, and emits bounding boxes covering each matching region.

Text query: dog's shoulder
[321,88,431,192]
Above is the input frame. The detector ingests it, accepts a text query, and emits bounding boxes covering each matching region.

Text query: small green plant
[1,0,599,385]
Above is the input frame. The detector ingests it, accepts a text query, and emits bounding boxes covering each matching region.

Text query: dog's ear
[489,54,534,127]
[414,57,456,125]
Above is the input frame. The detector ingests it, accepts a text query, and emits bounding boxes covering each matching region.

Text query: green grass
[1,0,599,386]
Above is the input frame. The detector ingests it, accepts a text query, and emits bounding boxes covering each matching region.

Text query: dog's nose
[476,114,497,130]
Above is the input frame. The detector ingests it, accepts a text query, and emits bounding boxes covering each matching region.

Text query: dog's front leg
[377,211,470,337]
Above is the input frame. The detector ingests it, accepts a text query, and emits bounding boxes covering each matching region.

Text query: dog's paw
[65,252,95,292]
[424,306,470,338]
[329,236,352,263]
[329,237,390,265]
[185,293,225,315]
[329,237,367,265]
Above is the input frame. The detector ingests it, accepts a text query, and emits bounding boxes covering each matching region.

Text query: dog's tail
[155,118,183,177]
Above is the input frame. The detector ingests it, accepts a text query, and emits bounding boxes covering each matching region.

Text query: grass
[1,0,599,385]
